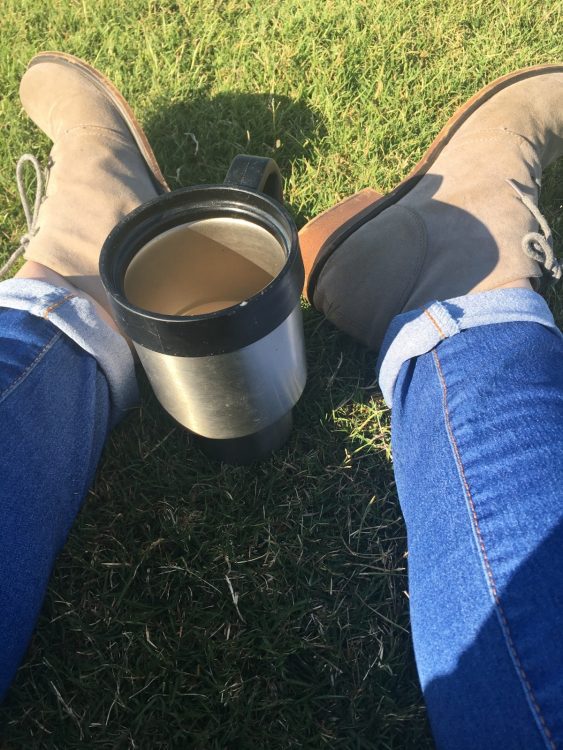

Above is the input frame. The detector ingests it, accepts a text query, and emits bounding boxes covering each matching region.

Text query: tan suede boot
[10,51,168,310]
[301,65,563,351]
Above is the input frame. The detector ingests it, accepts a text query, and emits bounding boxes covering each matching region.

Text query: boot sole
[27,51,170,194]
[302,63,563,302]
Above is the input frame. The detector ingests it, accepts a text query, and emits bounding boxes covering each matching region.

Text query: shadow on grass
[144,91,327,227]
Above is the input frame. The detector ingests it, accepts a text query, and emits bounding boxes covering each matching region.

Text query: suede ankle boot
[11,51,168,310]
[301,65,563,351]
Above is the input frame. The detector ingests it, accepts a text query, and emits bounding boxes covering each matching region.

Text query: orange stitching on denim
[432,349,557,749]
[0,331,62,405]
[423,308,446,339]
[42,293,76,319]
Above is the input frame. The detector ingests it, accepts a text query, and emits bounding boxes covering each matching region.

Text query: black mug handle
[224,154,283,203]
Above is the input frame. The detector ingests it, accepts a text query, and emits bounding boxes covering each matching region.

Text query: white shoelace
[0,154,45,279]
[507,177,562,284]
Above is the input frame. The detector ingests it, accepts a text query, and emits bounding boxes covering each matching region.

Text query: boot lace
[507,177,562,285]
[0,154,45,278]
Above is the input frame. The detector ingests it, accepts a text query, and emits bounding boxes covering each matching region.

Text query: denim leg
[0,278,137,420]
[0,280,137,701]
[383,291,563,749]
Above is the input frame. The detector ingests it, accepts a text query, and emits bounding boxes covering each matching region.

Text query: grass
[0,0,563,747]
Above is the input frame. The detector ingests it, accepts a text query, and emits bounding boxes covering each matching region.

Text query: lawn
[0,0,562,747]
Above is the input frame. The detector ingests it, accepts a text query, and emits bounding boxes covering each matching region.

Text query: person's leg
[0,50,168,700]
[295,64,563,747]
[378,288,563,749]
[0,277,137,701]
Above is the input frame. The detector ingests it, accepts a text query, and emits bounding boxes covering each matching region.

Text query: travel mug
[99,155,306,463]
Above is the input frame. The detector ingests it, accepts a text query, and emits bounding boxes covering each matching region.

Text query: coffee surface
[124,219,282,316]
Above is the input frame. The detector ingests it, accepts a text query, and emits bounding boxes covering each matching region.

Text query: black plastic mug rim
[103,186,294,323]
[99,184,304,357]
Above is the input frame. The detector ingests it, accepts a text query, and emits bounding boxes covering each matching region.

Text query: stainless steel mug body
[134,304,305,440]
[99,156,306,463]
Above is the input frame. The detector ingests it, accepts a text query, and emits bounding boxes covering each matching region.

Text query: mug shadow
[143,91,327,227]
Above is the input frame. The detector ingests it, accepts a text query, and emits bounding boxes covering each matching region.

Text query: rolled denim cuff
[0,278,138,416]
[377,288,562,408]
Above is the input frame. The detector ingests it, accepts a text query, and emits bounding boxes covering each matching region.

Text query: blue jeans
[0,279,135,702]
[1,280,562,749]
[379,290,563,750]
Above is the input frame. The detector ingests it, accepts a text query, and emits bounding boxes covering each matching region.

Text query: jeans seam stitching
[0,330,62,405]
[42,293,76,319]
[432,348,557,750]
[423,308,447,339]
